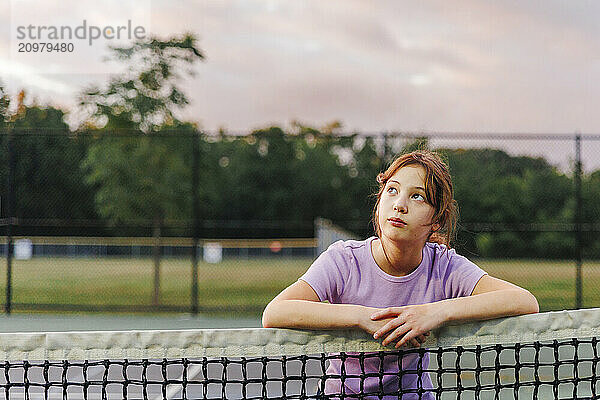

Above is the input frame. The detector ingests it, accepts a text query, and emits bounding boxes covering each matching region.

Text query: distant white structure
[314,217,358,256]
[203,242,223,263]
[14,239,33,260]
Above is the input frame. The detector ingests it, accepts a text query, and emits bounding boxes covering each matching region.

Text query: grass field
[0,257,598,314]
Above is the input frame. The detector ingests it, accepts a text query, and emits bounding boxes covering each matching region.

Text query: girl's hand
[356,306,429,349]
[370,303,446,348]
[356,306,396,336]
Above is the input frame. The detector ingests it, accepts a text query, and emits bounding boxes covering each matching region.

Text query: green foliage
[339,135,382,224]
[0,101,96,223]
[581,171,600,257]
[400,136,429,154]
[198,124,385,236]
[444,148,573,258]
[80,34,203,133]
[82,132,191,222]
[533,232,575,259]
[79,34,203,224]
[0,84,9,123]
[1,70,594,260]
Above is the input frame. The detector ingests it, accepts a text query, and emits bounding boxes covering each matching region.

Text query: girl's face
[377,165,438,245]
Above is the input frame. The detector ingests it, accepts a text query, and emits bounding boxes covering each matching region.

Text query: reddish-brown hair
[372,150,458,247]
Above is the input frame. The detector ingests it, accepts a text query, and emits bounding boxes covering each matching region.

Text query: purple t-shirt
[300,237,487,399]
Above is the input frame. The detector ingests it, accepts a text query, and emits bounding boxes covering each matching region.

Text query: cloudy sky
[2,0,600,168]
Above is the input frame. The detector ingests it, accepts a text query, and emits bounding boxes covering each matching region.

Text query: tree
[336,135,382,235]
[582,171,600,258]
[199,123,375,238]
[0,83,9,219]
[0,84,9,122]
[0,89,96,236]
[9,103,96,225]
[80,34,204,133]
[79,34,204,305]
[444,148,572,258]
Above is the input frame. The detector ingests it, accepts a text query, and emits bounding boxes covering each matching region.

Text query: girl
[262,150,538,399]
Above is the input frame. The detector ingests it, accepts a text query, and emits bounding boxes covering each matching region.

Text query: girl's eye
[412,193,425,201]
[386,187,398,195]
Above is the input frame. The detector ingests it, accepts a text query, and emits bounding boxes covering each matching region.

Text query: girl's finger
[395,331,417,349]
[382,325,410,346]
[370,308,401,320]
[374,318,405,339]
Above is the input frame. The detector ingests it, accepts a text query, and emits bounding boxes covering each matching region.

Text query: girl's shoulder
[321,237,375,267]
[325,237,374,256]
[425,243,486,298]
[424,241,481,273]
[424,241,453,255]
[424,242,463,266]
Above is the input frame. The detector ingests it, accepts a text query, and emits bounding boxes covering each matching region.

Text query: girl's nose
[393,197,408,213]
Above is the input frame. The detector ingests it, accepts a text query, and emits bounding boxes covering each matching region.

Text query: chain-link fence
[1,128,599,315]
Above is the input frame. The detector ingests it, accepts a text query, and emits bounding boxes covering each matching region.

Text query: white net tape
[0,308,598,361]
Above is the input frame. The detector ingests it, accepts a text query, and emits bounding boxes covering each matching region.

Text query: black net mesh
[0,337,598,399]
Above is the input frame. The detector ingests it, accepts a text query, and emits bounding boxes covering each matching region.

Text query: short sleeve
[442,251,487,298]
[299,241,349,303]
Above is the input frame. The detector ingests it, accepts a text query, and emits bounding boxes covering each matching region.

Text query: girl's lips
[388,218,407,227]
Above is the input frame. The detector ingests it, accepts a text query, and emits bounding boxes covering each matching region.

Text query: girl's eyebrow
[388,180,425,191]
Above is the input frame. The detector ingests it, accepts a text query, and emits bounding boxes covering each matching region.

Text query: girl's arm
[262,280,398,335]
[370,276,539,347]
[443,275,539,322]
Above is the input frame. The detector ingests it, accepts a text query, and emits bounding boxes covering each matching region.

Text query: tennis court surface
[0,308,599,399]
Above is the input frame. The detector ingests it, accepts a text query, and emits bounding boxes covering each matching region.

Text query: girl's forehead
[389,165,426,183]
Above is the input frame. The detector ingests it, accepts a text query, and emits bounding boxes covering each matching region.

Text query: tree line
[1,34,598,259]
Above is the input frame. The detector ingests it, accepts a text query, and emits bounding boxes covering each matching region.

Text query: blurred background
[0,1,599,322]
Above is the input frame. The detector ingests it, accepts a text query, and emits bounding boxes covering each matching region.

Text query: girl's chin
[381,232,411,242]
[381,232,427,244]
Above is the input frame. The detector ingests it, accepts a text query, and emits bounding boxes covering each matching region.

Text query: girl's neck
[372,236,424,276]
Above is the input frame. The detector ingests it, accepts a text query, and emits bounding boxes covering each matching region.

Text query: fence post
[574,134,583,309]
[5,128,15,314]
[191,132,200,315]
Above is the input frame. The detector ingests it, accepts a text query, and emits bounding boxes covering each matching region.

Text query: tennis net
[0,309,599,399]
